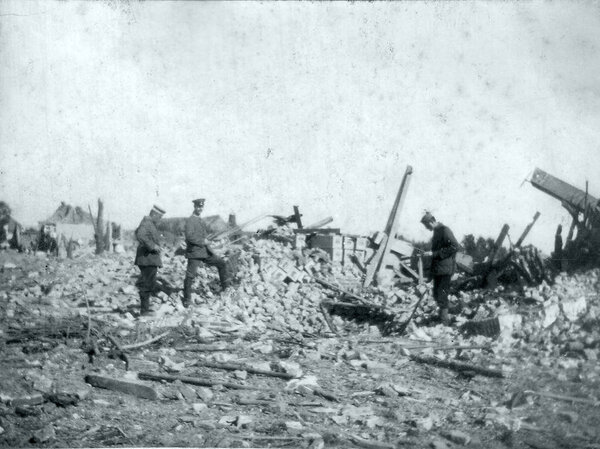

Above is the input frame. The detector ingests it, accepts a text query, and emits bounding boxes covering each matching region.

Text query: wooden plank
[294,227,341,235]
[398,261,420,280]
[84,374,158,400]
[362,233,388,287]
[409,354,504,378]
[306,216,333,229]
[137,372,263,391]
[194,360,296,379]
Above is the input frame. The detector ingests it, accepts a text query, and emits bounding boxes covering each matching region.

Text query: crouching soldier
[182,198,231,307]
[134,205,166,316]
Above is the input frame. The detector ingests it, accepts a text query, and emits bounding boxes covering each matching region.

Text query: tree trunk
[95,199,105,255]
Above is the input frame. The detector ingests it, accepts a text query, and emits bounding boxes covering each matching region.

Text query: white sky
[1,1,600,252]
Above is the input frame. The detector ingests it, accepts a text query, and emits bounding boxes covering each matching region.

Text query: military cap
[420,211,435,224]
[192,198,205,206]
[151,205,166,216]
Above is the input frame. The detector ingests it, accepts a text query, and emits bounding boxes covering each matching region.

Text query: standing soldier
[421,211,459,325]
[134,205,166,316]
[182,198,231,307]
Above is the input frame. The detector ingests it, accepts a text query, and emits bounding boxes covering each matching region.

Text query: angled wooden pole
[515,211,540,248]
[487,223,509,269]
[363,165,413,287]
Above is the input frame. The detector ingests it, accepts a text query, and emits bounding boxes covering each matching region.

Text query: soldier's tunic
[183,215,230,304]
[134,216,162,311]
[430,223,459,309]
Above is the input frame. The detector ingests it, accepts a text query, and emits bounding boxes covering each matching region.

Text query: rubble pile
[165,236,388,336]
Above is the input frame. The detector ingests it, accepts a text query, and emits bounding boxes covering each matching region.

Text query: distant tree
[461,234,508,263]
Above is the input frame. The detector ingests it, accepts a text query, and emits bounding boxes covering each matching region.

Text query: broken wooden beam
[319,303,339,336]
[194,360,297,380]
[175,343,236,352]
[362,233,389,287]
[84,374,158,400]
[106,334,130,371]
[488,223,510,268]
[524,390,600,406]
[122,331,170,350]
[409,354,503,378]
[321,300,385,311]
[137,371,264,391]
[293,205,303,229]
[306,216,334,229]
[530,168,598,219]
[394,291,427,335]
[398,261,420,281]
[315,277,378,307]
[348,434,396,449]
[364,165,413,287]
[515,211,541,248]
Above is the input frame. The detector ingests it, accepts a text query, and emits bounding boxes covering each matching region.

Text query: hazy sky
[1,1,599,252]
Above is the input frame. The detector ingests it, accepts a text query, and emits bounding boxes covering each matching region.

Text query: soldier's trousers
[432,274,451,309]
[184,256,231,301]
[138,266,158,312]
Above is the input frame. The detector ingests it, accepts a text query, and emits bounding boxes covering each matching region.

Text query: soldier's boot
[218,262,233,293]
[182,278,193,308]
[140,293,154,316]
[439,308,450,326]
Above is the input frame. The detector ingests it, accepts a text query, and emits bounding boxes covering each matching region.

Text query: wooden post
[293,206,303,229]
[417,254,424,284]
[105,221,112,252]
[515,212,540,248]
[487,223,509,268]
[363,165,413,287]
[92,199,105,255]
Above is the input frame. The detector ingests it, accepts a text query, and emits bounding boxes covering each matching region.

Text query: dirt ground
[1,250,599,449]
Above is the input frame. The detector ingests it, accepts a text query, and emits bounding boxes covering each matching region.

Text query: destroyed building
[1,168,599,448]
[40,202,95,244]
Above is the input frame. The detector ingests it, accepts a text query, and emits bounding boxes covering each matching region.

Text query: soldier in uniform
[182,198,231,307]
[421,211,459,325]
[134,205,166,315]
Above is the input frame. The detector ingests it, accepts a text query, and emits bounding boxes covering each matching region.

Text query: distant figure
[554,224,563,270]
[182,198,231,307]
[421,212,460,325]
[38,223,59,256]
[134,205,166,316]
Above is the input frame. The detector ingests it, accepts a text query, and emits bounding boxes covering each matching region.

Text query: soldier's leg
[202,254,231,289]
[433,275,451,324]
[139,266,157,314]
[183,259,200,306]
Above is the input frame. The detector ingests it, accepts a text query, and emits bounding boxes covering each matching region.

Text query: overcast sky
[1,1,599,252]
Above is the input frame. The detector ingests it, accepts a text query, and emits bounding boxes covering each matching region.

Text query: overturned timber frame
[530,168,599,221]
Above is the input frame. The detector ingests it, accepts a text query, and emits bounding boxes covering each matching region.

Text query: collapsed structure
[529,168,600,270]
[1,167,599,448]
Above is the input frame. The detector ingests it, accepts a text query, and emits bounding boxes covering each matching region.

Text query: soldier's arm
[137,221,159,252]
[435,227,459,259]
